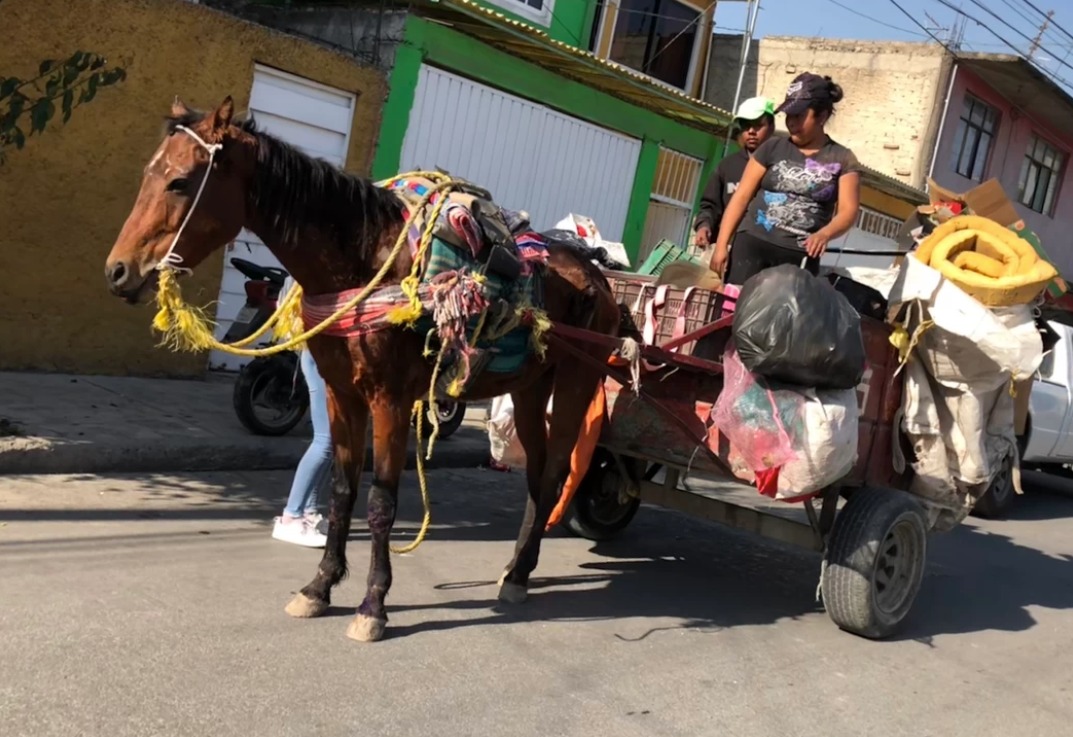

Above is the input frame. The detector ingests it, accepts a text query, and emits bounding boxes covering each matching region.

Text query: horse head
[104,96,255,303]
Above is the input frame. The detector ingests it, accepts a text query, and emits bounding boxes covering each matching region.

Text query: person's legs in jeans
[274,349,334,546]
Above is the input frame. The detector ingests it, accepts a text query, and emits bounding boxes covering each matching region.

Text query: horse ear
[171,96,191,118]
[213,96,235,130]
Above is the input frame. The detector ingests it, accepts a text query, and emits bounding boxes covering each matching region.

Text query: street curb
[0,435,490,476]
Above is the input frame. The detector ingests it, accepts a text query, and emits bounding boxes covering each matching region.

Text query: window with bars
[950,94,999,182]
[1018,135,1065,216]
[640,146,703,262]
[855,207,903,240]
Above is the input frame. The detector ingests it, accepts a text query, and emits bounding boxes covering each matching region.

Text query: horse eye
[166,178,189,193]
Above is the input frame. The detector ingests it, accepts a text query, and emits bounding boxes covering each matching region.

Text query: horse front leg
[285,391,369,619]
[347,396,411,643]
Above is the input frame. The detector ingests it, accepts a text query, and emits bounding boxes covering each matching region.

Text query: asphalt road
[2,468,1072,737]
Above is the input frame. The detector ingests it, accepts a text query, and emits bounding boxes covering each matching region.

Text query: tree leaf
[62,61,80,87]
[62,89,74,122]
[38,59,55,76]
[0,77,19,101]
[29,97,55,135]
[45,75,60,97]
[80,74,99,103]
[5,91,26,122]
[12,126,26,149]
[89,54,106,71]
[102,67,126,86]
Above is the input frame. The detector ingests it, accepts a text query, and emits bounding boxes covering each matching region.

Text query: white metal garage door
[209,65,356,371]
[399,66,641,243]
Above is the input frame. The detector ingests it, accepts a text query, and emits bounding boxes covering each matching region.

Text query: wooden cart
[544,270,931,640]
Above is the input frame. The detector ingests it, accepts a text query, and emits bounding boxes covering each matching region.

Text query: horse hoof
[347,614,387,642]
[285,593,328,619]
[498,581,529,604]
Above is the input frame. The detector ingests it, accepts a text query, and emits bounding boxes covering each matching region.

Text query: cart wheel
[821,487,928,640]
[971,453,1016,520]
[563,451,641,542]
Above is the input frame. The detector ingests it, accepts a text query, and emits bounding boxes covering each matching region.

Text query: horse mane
[164,109,406,253]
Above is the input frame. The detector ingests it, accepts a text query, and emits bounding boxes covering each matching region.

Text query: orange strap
[546,381,607,531]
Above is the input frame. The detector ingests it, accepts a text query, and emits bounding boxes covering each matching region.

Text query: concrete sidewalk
[0,371,491,475]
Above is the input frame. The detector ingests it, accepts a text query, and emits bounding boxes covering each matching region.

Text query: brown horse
[103,96,622,642]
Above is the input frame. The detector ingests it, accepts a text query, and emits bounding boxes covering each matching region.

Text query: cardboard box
[896,177,1024,250]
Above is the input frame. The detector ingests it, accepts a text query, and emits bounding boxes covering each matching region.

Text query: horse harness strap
[158,126,222,274]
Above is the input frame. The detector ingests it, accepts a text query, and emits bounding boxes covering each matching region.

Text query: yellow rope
[150,170,466,557]
[389,400,433,555]
[151,171,460,357]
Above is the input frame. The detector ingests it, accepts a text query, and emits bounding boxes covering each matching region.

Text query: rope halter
[157,125,223,274]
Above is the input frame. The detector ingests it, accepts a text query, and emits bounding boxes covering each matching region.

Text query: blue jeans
[283,349,334,517]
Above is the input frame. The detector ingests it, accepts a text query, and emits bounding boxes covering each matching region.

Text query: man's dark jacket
[692,150,750,235]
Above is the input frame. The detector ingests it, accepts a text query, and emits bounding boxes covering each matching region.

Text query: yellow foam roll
[913,214,1057,306]
[954,250,1007,279]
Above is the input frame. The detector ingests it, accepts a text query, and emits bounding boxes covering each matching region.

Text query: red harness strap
[301,287,415,338]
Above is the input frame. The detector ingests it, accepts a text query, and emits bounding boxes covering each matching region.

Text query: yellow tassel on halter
[528,308,552,360]
[152,268,220,352]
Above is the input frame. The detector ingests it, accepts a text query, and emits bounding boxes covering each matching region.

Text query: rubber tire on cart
[414,401,467,439]
[821,487,928,640]
[971,450,1017,520]
[563,449,641,542]
[232,354,309,437]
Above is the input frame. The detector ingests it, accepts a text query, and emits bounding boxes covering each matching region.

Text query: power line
[930,0,1073,88]
[823,0,929,37]
[947,0,1073,74]
[1014,0,1073,43]
[886,0,956,46]
[996,0,1043,28]
[884,0,1068,93]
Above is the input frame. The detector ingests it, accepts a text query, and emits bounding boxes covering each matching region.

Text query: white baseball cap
[734,96,776,122]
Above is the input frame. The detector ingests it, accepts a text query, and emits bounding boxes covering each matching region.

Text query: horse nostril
[107,262,128,287]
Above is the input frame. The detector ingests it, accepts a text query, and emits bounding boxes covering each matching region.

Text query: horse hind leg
[346,397,411,643]
[498,364,604,603]
[497,376,553,603]
[285,393,368,619]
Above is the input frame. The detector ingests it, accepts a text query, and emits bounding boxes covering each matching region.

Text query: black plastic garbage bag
[732,264,865,390]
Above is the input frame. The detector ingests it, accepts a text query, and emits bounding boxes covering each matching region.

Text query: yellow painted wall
[0,0,386,377]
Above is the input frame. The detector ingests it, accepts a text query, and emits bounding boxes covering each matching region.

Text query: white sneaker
[272,516,328,548]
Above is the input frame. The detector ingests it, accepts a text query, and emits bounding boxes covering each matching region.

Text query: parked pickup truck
[974,310,1072,518]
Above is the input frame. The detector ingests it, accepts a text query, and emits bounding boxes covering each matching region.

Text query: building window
[642,147,704,261]
[950,94,998,181]
[485,0,553,25]
[608,0,702,90]
[856,207,903,240]
[1018,135,1065,216]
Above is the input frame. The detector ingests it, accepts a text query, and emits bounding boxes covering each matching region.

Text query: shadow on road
[6,467,1073,643]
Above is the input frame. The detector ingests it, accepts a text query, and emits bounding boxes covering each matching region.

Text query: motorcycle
[224,257,467,439]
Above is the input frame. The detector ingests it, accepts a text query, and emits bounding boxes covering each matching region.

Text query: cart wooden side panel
[599,314,908,496]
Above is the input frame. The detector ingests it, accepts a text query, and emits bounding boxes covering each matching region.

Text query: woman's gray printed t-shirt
[741,135,861,250]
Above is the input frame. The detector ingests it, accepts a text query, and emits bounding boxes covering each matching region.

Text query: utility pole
[1029,10,1055,60]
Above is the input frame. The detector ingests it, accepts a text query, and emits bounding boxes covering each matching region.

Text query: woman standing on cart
[709,73,862,284]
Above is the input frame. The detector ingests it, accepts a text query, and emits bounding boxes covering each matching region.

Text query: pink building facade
[929,56,1073,277]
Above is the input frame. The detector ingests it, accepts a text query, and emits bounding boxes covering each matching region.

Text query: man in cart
[691,96,776,254]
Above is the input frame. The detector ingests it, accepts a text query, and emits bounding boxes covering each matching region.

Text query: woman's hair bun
[824,76,844,104]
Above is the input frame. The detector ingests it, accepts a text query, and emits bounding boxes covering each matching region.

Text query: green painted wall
[371,14,727,262]
[470,0,593,47]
